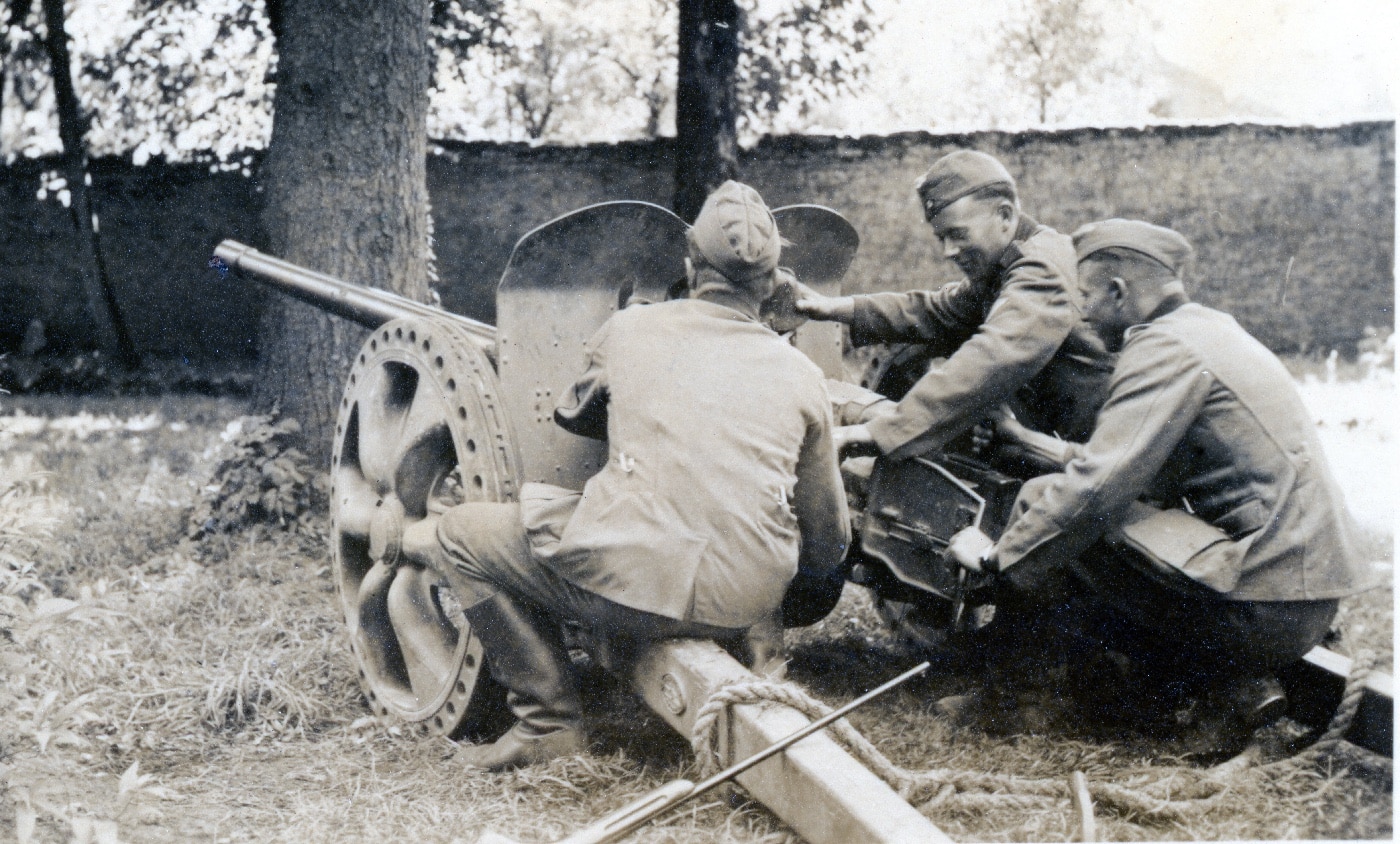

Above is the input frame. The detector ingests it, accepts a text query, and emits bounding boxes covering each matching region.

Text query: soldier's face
[1079,262,1133,352]
[928,195,1016,282]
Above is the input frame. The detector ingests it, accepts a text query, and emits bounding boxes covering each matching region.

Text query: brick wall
[1,121,1391,360]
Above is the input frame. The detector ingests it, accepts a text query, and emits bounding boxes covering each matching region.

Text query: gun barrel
[213,240,496,349]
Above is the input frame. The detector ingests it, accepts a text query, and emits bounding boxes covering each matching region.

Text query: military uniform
[434,181,850,771]
[446,296,850,631]
[940,220,1374,752]
[851,214,1113,457]
[994,300,1371,674]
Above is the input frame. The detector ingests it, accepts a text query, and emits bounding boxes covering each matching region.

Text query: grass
[0,394,1392,842]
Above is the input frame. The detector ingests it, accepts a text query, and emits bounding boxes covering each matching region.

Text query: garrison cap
[914,150,1017,220]
[691,180,782,284]
[1072,219,1194,275]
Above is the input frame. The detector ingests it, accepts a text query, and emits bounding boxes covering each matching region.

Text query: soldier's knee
[438,502,526,573]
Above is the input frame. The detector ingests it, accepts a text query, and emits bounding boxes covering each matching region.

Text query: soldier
[405,181,850,772]
[948,220,1372,755]
[795,149,1113,459]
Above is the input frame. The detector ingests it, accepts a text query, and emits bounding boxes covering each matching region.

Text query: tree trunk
[40,0,136,367]
[256,0,432,464]
[673,0,741,223]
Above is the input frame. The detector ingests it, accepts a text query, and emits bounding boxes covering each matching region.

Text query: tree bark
[256,0,432,464]
[40,0,136,367]
[673,0,741,223]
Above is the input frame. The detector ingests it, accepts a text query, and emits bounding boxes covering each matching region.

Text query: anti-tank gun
[215,202,953,844]
[215,199,1390,809]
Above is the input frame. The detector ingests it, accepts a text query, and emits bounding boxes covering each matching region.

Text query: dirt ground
[0,392,1392,843]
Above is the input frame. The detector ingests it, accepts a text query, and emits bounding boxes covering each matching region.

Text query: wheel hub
[368,496,405,566]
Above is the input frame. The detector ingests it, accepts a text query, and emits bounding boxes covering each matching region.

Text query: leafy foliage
[431,0,507,65]
[3,0,882,158]
[81,0,276,166]
[2,0,62,159]
[737,0,878,138]
[429,0,882,143]
[993,0,1150,126]
[431,0,671,142]
[189,413,323,538]
[0,351,253,395]
[5,0,505,163]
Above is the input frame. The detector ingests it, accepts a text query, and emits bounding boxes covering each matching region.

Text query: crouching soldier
[406,181,850,771]
[948,219,1372,755]
[796,149,1114,459]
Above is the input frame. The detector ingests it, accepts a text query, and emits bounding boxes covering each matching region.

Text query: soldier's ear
[1110,276,1130,302]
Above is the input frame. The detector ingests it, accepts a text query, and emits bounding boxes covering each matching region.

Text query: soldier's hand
[832,423,876,455]
[794,290,857,322]
[972,404,1020,454]
[991,404,1029,443]
[970,420,996,455]
[760,268,809,334]
[947,526,996,573]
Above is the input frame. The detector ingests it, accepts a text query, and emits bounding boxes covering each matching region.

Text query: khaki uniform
[998,301,1367,601]
[994,301,1371,671]
[438,180,843,771]
[850,215,1113,458]
[442,296,850,632]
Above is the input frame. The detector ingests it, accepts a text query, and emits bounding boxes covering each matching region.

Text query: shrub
[189,414,325,538]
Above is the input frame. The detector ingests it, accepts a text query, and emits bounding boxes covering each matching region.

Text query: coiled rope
[690,649,1378,824]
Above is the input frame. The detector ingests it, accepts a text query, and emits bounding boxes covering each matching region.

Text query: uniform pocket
[1213,497,1270,540]
[1113,506,1242,594]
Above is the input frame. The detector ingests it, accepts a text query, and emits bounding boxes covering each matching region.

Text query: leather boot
[1225,673,1288,730]
[741,608,788,679]
[1176,673,1287,764]
[458,592,585,772]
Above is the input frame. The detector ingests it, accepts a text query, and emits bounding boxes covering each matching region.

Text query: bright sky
[845,0,1397,133]
[1149,0,1394,119]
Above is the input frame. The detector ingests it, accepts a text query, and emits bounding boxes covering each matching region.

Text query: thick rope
[689,648,1379,826]
[1254,648,1376,774]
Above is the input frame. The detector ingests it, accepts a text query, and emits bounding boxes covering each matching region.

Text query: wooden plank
[629,639,949,844]
[1278,646,1392,757]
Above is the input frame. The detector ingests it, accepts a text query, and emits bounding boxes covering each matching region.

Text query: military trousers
[436,502,744,648]
[996,498,1337,682]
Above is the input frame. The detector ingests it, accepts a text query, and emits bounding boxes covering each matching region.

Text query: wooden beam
[1278,646,1392,757]
[628,639,949,844]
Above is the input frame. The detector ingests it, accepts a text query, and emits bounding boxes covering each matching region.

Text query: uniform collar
[1143,285,1189,322]
[693,290,763,322]
[995,213,1040,270]
[1122,287,1191,342]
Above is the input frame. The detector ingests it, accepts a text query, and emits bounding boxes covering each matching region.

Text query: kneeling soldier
[407,182,850,771]
[950,219,1372,754]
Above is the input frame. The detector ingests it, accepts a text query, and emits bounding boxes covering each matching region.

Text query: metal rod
[691,660,930,795]
[550,660,932,844]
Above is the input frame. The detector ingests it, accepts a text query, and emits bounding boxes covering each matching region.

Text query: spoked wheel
[331,316,519,738]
